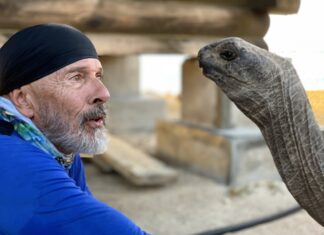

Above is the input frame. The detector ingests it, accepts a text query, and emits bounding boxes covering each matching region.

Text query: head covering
[0,23,98,95]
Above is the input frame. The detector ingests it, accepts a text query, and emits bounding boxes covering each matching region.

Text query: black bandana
[0,23,98,95]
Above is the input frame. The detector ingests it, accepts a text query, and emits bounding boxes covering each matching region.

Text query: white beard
[78,126,108,154]
[37,103,108,155]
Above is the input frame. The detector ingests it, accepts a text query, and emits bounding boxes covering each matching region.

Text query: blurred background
[140,0,324,95]
[1,0,324,234]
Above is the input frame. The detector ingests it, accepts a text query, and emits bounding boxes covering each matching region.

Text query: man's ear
[7,89,34,118]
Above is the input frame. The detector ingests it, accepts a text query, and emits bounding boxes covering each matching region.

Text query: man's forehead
[62,58,103,73]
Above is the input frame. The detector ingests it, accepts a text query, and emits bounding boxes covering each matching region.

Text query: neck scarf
[0,96,74,170]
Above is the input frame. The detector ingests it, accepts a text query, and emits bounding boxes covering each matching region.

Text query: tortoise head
[198,37,296,123]
[198,37,288,97]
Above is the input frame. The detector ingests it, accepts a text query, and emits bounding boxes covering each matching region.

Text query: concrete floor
[85,160,323,235]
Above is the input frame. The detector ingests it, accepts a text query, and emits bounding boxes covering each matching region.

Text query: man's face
[26,58,110,155]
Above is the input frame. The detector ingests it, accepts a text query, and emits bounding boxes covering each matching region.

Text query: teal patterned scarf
[0,96,74,170]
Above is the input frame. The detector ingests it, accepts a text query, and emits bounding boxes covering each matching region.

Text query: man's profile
[0,23,148,234]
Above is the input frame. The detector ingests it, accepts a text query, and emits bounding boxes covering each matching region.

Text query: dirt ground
[84,133,323,235]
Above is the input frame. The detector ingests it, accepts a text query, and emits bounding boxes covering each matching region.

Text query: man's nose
[90,79,110,104]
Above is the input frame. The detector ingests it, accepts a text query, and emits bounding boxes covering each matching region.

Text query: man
[0,23,148,234]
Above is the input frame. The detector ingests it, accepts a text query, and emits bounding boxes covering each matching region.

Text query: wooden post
[181,57,257,128]
[100,55,166,133]
[182,58,219,125]
[100,55,140,97]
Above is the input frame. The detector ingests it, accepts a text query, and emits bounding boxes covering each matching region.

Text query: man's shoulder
[0,133,56,169]
[0,133,44,153]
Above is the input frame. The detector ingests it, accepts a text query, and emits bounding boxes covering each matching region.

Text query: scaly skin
[198,37,324,226]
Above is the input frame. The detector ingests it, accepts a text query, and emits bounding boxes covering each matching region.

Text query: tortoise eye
[220,50,237,61]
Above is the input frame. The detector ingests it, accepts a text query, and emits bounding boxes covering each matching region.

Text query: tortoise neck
[259,67,324,225]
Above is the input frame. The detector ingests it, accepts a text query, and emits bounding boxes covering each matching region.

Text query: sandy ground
[84,131,323,235]
[85,161,323,235]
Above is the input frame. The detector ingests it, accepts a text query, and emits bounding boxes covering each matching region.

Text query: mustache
[80,104,107,125]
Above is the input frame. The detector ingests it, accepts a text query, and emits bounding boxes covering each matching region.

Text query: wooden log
[267,0,301,14]
[0,0,269,36]
[88,34,268,55]
[0,30,266,56]
[138,0,301,14]
[94,135,178,186]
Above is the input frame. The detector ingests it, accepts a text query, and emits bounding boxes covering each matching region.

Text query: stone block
[156,120,280,185]
[108,95,166,133]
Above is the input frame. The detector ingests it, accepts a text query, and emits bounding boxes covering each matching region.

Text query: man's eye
[97,74,104,81]
[70,74,82,81]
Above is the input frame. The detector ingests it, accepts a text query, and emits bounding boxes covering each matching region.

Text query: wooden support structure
[155,120,278,185]
[0,32,267,56]
[100,55,166,133]
[138,0,301,14]
[89,34,268,56]
[0,0,298,55]
[0,0,271,36]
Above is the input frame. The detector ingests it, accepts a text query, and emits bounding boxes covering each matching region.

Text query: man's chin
[92,140,108,154]
[82,128,108,155]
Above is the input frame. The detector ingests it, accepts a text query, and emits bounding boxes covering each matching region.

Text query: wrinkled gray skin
[198,37,324,226]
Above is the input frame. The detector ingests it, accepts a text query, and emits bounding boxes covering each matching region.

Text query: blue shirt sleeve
[0,136,149,235]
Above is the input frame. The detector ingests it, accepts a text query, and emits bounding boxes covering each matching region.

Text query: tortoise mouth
[199,60,222,75]
[199,59,225,79]
[199,59,249,87]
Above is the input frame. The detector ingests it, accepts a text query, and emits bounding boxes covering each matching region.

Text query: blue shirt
[0,131,148,235]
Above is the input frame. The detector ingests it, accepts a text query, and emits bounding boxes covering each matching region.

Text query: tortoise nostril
[220,50,237,61]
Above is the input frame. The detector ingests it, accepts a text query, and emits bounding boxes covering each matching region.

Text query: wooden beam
[0,0,269,36]
[0,32,267,55]
[268,0,301,14]
[90,34,268,55]
[137,0,301,14]
[93,34,268,55]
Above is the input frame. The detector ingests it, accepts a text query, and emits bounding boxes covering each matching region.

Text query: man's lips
[85,117,105,128]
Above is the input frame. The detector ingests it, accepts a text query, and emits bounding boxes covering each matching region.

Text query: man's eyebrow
[64,66,103,74]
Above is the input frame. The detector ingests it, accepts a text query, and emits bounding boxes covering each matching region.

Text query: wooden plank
[94,135,178,186]
[0,0,269,36]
